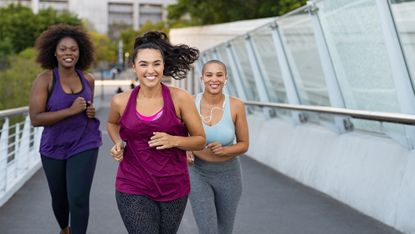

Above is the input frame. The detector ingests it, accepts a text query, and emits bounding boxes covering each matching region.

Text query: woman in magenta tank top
[29,25,102,234]
[107,31,205,234]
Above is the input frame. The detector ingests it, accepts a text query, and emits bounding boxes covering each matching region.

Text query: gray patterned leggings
[116,191,188,234]
[189,157,242,234]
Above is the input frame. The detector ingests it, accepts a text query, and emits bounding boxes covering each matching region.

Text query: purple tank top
[116,83,190,201]
[39,68,102,159]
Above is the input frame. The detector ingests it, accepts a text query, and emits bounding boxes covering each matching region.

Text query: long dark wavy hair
[132,31,199,80]
[35,24,94,70]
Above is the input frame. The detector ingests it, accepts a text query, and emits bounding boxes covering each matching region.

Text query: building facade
[0,0,176,34]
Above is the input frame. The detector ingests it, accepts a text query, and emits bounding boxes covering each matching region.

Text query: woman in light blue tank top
[187,60,249,234]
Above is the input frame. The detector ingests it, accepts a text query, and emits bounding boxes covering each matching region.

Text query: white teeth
[64,58,73,62]
[146,76,156,81]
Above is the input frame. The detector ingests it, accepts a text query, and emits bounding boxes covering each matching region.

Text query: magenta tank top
[116,83,190,201]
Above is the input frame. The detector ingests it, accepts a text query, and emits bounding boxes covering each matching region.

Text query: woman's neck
[58,66,77,79]
[202,92,224,106]
[139,84,162,98]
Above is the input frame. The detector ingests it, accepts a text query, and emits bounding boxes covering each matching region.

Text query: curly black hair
[35,24,94,70]
[132,31,199,80]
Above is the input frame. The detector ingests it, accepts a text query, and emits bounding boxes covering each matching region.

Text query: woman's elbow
[29,115,42,127]
[241,142,249,154]
[195,136,206,150]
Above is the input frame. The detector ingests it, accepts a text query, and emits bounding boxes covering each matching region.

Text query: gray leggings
[189,157,242,234]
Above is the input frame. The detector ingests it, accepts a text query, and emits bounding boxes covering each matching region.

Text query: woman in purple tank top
[29,24,102,234]
[107,31,206,234]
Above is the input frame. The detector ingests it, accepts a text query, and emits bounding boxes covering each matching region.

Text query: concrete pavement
[0,98,401,234]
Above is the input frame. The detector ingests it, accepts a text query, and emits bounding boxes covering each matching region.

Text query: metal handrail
[245,101,415,125]
[0,107,29,119]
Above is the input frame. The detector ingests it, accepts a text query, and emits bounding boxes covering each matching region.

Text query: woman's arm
[29,71,86,126]
[85,73,95,102]
[85,73,96,118]
[209,97,249,158]
[107,93,128,161]
[107,93,129,144]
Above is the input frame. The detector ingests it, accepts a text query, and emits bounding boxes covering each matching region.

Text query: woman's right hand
[111,141,124,162]
[69,97,87,114]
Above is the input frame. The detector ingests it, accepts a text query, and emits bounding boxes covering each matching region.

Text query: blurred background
[0,0,305,110]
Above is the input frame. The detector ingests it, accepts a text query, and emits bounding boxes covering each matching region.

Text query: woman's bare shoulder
[36,70,53,82]
[83,72,95,83]
[168,85,191,99]
[112,90,132,103]
[229,95,245,108]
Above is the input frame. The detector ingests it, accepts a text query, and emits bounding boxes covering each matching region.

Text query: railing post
[376,0,415,149]
[0,119,9,192]
[270,21,305,124]
[306,0,350,133]
[245,33,275,117]
[13,122,20,179]
[226,43,248,101]
[244,33,270,103]
[18,116,31,171]
[32,127,42,165]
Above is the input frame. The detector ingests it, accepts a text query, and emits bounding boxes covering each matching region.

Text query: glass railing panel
[317,0,405,138]
[250,24,287,103]
[278,8,332,124]
[204,50,215,61]
[250,24,291,118]
[389,0,415,90]
[229,37,259,101]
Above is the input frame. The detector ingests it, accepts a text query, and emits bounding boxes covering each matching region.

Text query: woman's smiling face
[202,62,227,94]
[55,37,79,68]
[133,48,164,87]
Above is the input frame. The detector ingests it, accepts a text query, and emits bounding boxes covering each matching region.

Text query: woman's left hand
[148,132,178,149]
[186,151,195,165]
[86,102,95,118]
[206,141,226,156]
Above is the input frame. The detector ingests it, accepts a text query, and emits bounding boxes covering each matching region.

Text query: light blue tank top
[196,93,235,146]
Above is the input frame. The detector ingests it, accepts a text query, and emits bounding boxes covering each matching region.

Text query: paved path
[0,102,401,234]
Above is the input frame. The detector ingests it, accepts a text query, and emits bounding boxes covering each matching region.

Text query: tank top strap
[224,94,231,116]
[195,93,203,112]
[76,70,89,87]
[52,67,62,93]
[161,83,177,116]
[46,68,57,103]
[126,85,140,115]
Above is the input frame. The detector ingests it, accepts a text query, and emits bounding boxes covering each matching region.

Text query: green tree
[35,8,82,36]
[89,31,117,67]
[119,27,138,59]
[0,4,81,57]
[0,48,42,109]
[167,0,307,26]
[118,21,170,64]
[0,4,37,54]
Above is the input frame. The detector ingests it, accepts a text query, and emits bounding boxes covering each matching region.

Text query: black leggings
[41,149,98,234]
[116,191,188,234]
